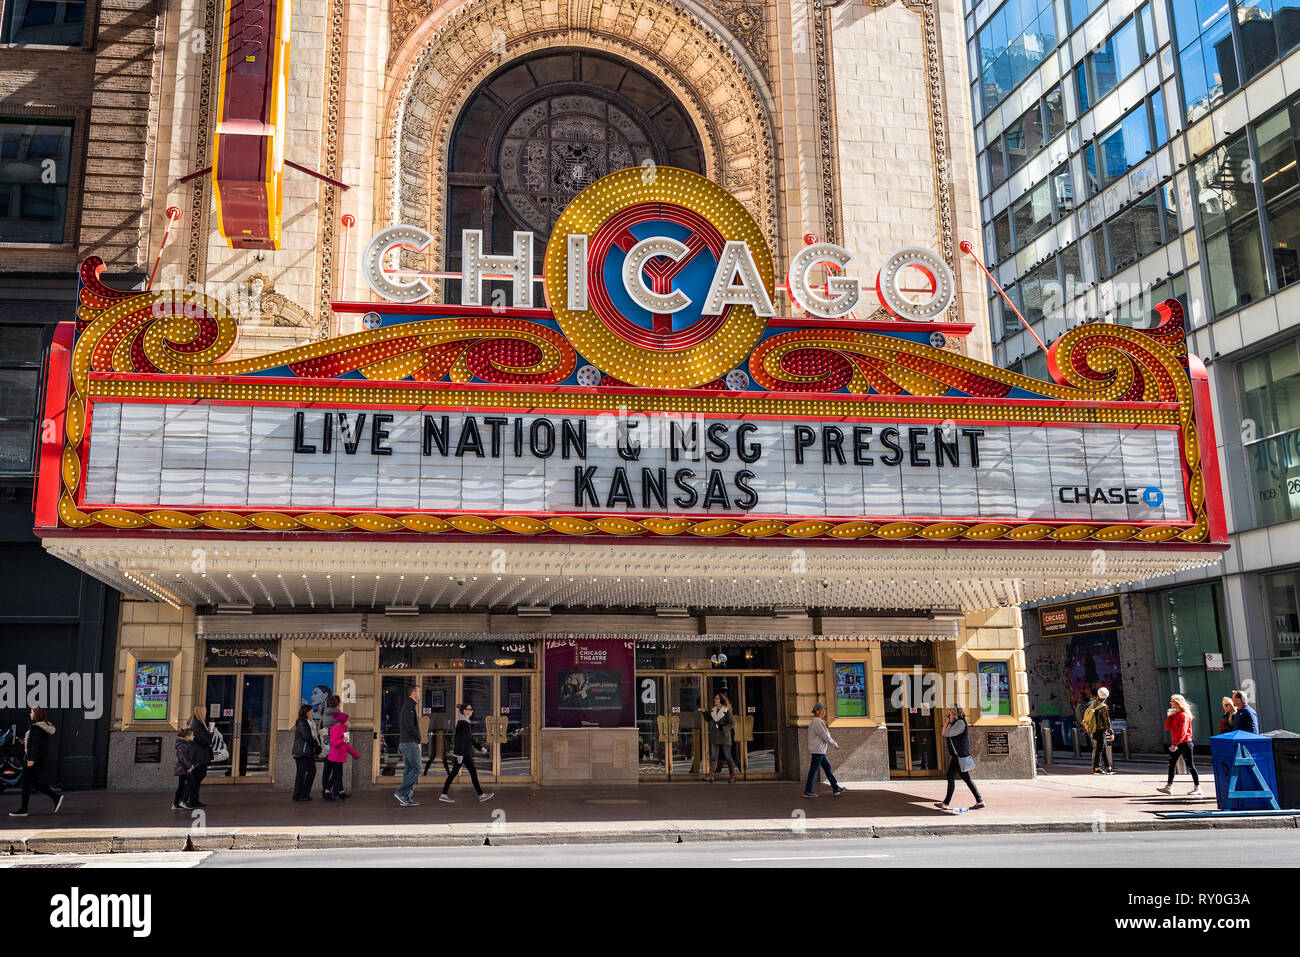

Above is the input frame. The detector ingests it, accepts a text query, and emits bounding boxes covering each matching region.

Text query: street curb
[6,814,1297,854]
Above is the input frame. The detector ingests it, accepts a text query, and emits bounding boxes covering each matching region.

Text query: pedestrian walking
[935,706,985,811]
[1086,687,1115,774]
[173,727,196,810]
[395,685,422,807]
[323,710,359,800]
[292,704,320,801]
[9,708,63,817]
[803,703,847,798]
[1231,690,1259,734]
[699,693,738,783]
[1157,694,1202,796]
[439,703,494,804]
[188,707,211,809]
[1218,697,1237,734]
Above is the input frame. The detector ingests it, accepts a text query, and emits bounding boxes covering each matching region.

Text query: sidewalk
[2,765,1295,854]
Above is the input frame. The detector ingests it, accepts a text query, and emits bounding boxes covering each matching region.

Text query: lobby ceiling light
[516,605,551,617]
[216,603,253,615]
[384,605,420,616]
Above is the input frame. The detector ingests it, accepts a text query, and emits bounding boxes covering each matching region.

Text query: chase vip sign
[38,168,1225,547]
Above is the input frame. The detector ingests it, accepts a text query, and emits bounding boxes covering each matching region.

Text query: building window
[1067,0,1103,31]
[1240,339,1300,527]
[975,0,1058,118]
[0,119,72,244]
[984,84,1064,195]
[1254,99,1300,289]
[0,0,85,45]
[1195,132,1268,315]
[1078,8,1154,107]
[1018,257,1060,324]
[1010,180,1053,247]
[0,324,46,475]
[1173,0,1240,121]
[1105,189,1179,273]
[1266,569,1300,658]
[1150,583,1234,745]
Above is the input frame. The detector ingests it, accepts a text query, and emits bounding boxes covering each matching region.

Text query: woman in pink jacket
[1157,694,1203,797]
[323,711,359,801]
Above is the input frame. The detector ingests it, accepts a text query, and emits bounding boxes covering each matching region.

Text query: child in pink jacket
[323,711,359,800]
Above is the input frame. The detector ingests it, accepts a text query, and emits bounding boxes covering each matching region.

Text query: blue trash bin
[1209,731,1279,810]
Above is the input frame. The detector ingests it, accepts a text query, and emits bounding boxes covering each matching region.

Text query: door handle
[656,715,668,741]
[669,715,681,736]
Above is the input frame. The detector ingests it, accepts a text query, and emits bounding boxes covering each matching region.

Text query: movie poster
[834,662,867,717]
[1065,632,1125,719]
[133,662,171,721]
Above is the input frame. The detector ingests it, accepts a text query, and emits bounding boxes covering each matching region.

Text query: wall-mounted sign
[986,730,1010,756]
[1205,652,1224,671]
[132,661,171,721]
[1038,595,1124,638]
[134,737,162,763]
[543,639,634,728]
[39,170,1226,561]
[204,641,278,668]
[83,405,1186,527]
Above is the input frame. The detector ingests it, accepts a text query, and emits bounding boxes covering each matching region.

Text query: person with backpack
[291,704,321,801]
[1157,694,1202,797]
[320,694,340,798]
[1085,687,1115,774]
[324,710,359,800]
[439,703,494,804]
[935,706,984,811]
[173,727,196,810]
[188,707,211,809]
[9,707,63,817]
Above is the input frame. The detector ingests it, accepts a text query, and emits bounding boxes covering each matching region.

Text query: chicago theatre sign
[35,167,1225,612]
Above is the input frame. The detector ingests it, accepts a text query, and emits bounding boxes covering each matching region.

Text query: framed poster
[133,661,171,721]
[833,661,868,717]
[300,662,335,722]
[544,639,635,728]
[978,660,1012,717]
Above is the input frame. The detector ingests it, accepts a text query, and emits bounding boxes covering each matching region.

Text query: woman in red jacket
[1157,694,1203,797]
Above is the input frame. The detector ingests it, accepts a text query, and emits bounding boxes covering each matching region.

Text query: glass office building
[965,0,1300,743]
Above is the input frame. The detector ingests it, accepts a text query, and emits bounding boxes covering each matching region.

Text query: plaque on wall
[134,737,163,763]
[987,730,1010,756]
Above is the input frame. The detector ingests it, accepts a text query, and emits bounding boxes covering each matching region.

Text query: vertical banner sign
[544,638,635,728]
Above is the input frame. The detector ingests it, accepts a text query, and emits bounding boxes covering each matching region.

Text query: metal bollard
[1040,719,1054,765]
[1072,725,1081,758]
[1121,728,1131,761]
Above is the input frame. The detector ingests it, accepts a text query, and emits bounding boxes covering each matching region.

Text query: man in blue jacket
[1232,689,1260,734]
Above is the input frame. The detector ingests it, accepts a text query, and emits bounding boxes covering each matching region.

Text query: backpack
[1081,701,1099,735]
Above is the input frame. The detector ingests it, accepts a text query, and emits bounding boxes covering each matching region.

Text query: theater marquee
[37,167,1225,551]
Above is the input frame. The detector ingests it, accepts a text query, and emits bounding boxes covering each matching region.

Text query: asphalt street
[5,829,1294,868]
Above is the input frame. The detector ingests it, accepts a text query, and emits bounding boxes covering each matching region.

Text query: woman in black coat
[188,707,212,808]
[438,703,493,804]
[291,704,320,800]
[9,707,63,817]
[935,706,985,811]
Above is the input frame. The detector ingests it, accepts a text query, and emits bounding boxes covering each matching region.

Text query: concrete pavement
[2,764,1295,855]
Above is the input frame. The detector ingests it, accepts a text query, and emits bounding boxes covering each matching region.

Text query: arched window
[444,50,704,300]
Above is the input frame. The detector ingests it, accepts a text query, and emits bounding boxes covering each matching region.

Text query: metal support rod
[338,214,355,298]
[178,166,212,184]
[959,238,1048,353]
[285,160,351,191]
[146,206,183,291]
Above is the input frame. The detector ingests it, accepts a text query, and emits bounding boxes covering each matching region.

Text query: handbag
[958,754,976,773]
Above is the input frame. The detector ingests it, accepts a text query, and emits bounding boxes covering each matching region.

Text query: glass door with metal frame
[881,670,941,777]
[703,673,782,779]
[637,674,705,779]
[202,671,275,782]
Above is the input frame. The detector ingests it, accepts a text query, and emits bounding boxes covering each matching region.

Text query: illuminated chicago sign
[37,168,1226,549]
